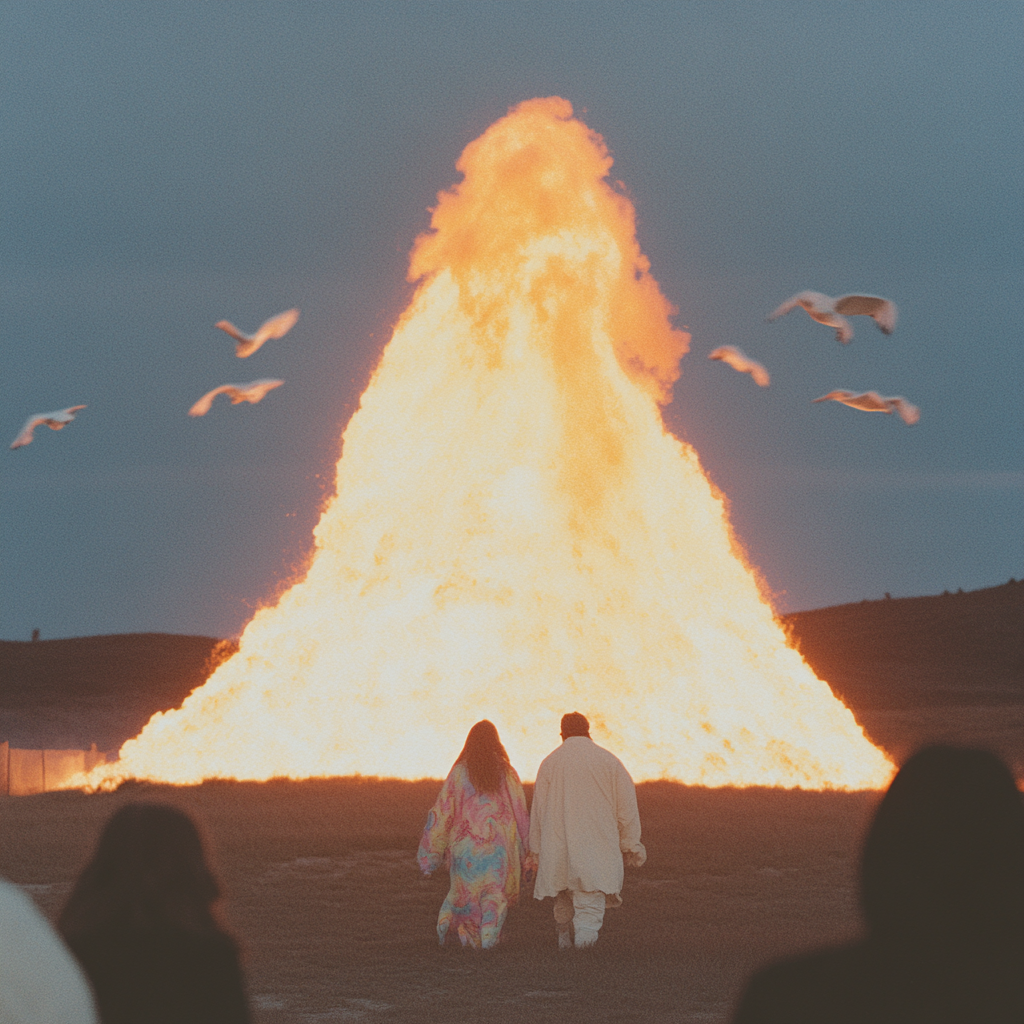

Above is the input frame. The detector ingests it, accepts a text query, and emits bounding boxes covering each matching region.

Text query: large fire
[95,98,891,789]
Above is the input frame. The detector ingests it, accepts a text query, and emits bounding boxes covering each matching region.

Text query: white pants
[553,889,606,948]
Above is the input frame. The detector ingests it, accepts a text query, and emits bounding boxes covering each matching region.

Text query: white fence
[0,742,111,795]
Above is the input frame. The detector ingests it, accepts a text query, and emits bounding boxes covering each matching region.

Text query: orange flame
[92,98,891,789]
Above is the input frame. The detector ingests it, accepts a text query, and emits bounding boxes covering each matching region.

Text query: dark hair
[59,803,224,938]
[560,712,590,738]
[861,746,1024,950]
[455,720,511,794]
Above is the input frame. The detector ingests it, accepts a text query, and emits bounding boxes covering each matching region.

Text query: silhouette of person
[733,746,1024,1023]
[59,803,250,1024]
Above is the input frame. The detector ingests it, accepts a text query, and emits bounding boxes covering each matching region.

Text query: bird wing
[749,361,770,387]
[9,416,42,449]
[709,347,770,386]
[214,320,247,343]
[766,293,805,321]
[48,404,87,426]
[812,390,854,404]
[842,391,890,413]
[230,379,284,404]
[215,320,260,357]
[886,396,920,425]
[252,308,300,345]
[189,385,234,417]
[834,295,897,334]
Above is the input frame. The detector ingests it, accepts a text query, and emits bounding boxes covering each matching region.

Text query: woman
[59,803,250,1024]
[418,720,534,949]
[733,746,1024,1023]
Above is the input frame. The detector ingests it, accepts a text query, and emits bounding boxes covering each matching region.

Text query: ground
[1,581,1020,1019]
[1,778,879,1024]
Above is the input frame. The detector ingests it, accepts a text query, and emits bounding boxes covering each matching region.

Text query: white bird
[708,345,771,387]
[215,308,299,358]
[767,291,897,343]
[10,405,87,449]
[813,390,920,425]
[188,379,284,417]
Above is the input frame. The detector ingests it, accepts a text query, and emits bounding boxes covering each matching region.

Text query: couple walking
[417,712,647,950]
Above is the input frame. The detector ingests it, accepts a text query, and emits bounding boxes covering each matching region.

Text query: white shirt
[0,877,97,1024]
[530,736,645,898]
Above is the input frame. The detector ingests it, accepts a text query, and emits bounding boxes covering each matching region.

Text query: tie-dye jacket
[418,762,531,949]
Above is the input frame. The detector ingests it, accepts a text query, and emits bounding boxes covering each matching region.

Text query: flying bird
[188,379,284,417]
[767,291,897,344]
[708,346,770,387]
[10,405,87,449]
[813,390,920,425]
[215,308,299,358]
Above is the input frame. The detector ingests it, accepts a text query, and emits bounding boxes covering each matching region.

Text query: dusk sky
[2,2,1021,641]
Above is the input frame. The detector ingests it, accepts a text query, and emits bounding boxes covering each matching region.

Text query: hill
[1,581,1020,773]
[781,579,1022,773]
[0,633,236,751]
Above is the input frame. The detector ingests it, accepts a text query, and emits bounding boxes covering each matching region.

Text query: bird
[708,346,770,387]
[188,379,284,417]
[767,291,897,343]
[10,406,87,449]
[813,390,920,425]
[215,308,299,358]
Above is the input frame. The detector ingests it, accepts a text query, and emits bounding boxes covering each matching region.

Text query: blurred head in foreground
[455,719,513,794]
[862,745,1024,950]
[732,746,1024,1024]
[560,712,590,739]
[59,803,222,937]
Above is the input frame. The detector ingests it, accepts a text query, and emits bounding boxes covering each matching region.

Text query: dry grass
[0,778,880,1024]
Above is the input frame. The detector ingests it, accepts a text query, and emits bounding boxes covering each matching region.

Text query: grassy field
[0,777,880,1024]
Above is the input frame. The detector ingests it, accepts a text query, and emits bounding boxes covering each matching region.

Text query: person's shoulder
[537,743,566,766]
[587,739,630,770]
[733,943,867,1024]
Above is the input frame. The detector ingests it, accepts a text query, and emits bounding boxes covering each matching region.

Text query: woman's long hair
[455,720,512,794]
[59,803,224,938]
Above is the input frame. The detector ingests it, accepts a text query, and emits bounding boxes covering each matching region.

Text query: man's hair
[560,712,590,738]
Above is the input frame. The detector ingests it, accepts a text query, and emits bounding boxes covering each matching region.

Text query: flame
[95,98,891,789]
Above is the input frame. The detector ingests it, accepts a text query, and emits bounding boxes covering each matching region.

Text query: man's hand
[623,843,647,868]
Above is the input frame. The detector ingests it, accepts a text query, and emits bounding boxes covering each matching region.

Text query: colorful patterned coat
[418,761,531,949]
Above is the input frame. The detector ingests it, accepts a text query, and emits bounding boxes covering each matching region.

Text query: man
[530,712,646,949]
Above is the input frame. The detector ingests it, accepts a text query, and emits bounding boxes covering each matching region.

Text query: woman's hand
[522,852,539,883]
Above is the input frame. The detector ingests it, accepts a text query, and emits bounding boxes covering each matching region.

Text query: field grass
[0,777,880,1024]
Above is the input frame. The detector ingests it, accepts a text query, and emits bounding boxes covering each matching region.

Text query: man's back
[531,736,641,898]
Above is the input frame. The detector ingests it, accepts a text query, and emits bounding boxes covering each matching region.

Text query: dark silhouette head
[861,746,1024,951]
[455,720,511,794]
[560,712,590,739]
[59,803,223,938]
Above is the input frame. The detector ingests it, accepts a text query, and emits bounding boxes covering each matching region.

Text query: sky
[1,1,1021,641]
